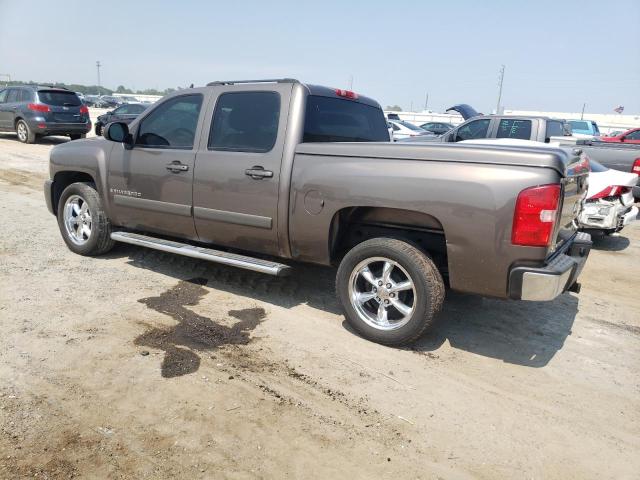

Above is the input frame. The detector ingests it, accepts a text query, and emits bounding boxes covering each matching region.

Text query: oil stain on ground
[134,277,266,378]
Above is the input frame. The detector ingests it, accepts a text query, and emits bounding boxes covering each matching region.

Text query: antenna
[496,65,505,114]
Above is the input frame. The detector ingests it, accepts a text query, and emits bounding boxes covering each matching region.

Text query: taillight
[632,158,640,174]
[27,103,50,113]
[80,105,89,114]
[589,185,631,200]
[335,89,358,100]
[512,184,561,247]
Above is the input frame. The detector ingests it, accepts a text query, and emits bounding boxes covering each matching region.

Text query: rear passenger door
[0,89,18,130]
[193,85,293,256]
[0,89,10,129]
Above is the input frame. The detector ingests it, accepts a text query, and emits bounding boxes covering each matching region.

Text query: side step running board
[110,232,291,276]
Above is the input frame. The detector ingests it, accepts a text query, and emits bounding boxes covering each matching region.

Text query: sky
[0,0,638,114]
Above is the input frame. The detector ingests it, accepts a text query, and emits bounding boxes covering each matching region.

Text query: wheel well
[52,171,95,214]
[329,207,448,279]
[14,117,23,128]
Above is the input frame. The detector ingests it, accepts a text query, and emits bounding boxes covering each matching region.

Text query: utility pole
[580,102,586,120]
[0,73,10,86]
[410,100,414,112]
[96,61,102,91]
[496,64,505,114]
[348,75,353,90]
[424,92,429,111]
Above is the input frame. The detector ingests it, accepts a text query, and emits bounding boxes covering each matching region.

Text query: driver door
[107,93,205,239]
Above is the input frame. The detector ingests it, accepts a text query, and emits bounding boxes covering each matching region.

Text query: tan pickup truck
[44,79,592,345]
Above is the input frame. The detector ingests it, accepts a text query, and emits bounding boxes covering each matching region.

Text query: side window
[19,89,33,102]
[0,89,7,103]
[627,130,640,140]
[545,121,564,141]
[6,89,18,103]
[135,94,203,149]
[208,91,280,153]
[392,123,400,131]
[114,105,129,114]
[495,119,532,140]
[454,119,491,141]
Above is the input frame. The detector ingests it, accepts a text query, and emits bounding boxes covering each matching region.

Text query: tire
[15,119,36,144]
[69,134,87,140]
[56,182,115,256]
[95,123,103,136]
[336,238,445,346]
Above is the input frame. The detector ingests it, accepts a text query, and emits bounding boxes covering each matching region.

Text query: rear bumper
[44,180,55,215]
[30,120,91,136]
[508,232,592,301]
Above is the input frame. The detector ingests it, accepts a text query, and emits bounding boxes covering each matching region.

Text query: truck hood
[445,104,480,120]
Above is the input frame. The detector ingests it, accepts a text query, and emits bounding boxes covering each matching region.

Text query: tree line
[1,80,182,96]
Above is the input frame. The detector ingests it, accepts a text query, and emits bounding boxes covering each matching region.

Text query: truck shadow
[0,133,70,145]
[409,291,578,368]
[109,244,577,368]
[589,233,630,251]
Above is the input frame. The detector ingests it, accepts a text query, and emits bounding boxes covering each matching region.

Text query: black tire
[56,182,115,256]
[336,238,445,346]
[15,119,36,144]
[69,134,87,141]
[95,123,103,136]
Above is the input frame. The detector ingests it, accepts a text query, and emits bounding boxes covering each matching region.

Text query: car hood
[588,168,639,198]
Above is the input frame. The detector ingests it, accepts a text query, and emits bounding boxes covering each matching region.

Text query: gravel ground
[0,131,638,479]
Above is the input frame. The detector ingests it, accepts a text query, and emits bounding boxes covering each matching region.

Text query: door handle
[245,166,273,179]
[166,162,189,172]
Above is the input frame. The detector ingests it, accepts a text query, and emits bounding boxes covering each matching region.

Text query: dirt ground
[0,130,638,479]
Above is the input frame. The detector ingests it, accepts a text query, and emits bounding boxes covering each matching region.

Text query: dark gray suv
[0,85,91,143]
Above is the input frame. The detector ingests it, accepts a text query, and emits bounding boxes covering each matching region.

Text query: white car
[387,119,432,141]
[460,138,639,234]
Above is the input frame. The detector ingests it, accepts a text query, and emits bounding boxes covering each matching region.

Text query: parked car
[579,160,638,234]
[95,103,149,136]
[388,119,432,140]
[419,122,454,135]
[95,96,122,109]
[44,79,592,346]
[83,95,100,107]
[598,127,640,144]
[116,95,141,104]
[75,92,86,102]
[604,130,625,138]
[568,119,600,138]
[408,110,640,173]
[0,85,91,143]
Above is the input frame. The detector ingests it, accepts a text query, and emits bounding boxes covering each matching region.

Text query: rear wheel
[57,182,115,256]
[336,238,445,345]
[16,120,36,144]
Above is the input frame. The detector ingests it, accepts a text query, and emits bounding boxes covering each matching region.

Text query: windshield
[569,121,589,132]
[38,91,81,106]
[303,95,389,142]
[398,121,424,132]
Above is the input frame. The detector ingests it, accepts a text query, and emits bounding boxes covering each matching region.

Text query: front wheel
[57,182,115,256]
[336,238,445,345]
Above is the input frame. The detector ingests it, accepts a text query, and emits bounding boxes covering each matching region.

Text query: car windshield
[398,121,424,131]
[569,121,589,131]
[303,95,389,142]
[38,91,81,106]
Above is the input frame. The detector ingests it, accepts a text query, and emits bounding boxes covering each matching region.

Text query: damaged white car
[579,160,638,234]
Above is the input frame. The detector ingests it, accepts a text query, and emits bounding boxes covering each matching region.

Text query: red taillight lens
[335,89,358,100]
[512,184,561,247]
[632,158,640,174]
[589,185,631,200]
[80,105,89,114]
[27,103,50,113]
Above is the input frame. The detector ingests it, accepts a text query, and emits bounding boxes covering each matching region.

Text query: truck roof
[204,78,381,109]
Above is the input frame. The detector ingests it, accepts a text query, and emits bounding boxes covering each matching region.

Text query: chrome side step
[110,232,291,276]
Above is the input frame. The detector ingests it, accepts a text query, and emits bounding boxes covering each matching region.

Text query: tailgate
[553,151,589,250]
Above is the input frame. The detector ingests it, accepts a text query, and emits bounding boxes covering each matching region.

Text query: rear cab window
[496,119,532,140]
[303,95,389,142]
[545,120,565,140]
[38,90,81,106]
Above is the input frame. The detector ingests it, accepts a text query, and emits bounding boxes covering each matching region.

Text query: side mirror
[104,122,133,149]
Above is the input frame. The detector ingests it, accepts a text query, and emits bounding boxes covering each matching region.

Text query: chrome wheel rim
[63,195,92,245]
[348,257,416,331]
[17,122,27,142]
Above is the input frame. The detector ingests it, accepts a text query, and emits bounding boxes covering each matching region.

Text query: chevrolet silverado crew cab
[44,79,592,345]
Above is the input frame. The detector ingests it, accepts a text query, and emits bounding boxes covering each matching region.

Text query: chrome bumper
[508,232,592,301]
